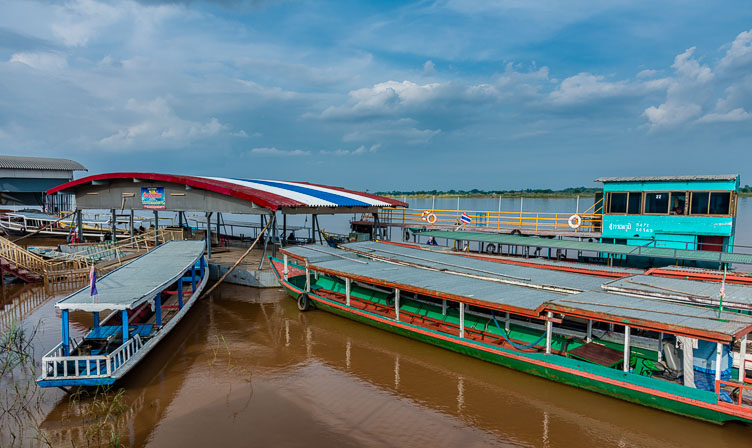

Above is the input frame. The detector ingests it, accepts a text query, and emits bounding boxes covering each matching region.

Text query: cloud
[250,147,311,156]
[321,144,381,155]
[423,60,435,75]
[548,73,630,105]
[98,97,228,149]
[697,108,752,124]
[636,69,657,78]
[718,28,752,75]
[9,52,67,71]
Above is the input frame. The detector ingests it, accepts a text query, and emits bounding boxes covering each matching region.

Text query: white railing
[41,335,144,381]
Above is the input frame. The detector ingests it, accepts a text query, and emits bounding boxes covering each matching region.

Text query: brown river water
[2,279,751,448]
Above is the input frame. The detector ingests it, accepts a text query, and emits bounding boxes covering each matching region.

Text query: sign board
[141,187,165,209]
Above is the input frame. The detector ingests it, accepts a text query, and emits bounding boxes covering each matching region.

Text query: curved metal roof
[595,174,738,183]
[0,155,86,171]
[46,172,407,212]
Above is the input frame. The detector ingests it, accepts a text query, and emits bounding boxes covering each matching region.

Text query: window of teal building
[645,192,669,214]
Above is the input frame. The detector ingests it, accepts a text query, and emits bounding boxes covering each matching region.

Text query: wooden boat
[270,243,752,424]
[37,240,208,388]
[0,210,129,240]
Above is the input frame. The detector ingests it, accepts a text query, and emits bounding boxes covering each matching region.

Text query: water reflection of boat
[37,240,208,388]
[271,244,752,425]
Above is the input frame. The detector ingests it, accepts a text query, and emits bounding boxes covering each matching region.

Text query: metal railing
[716,378,752,408]
[379,208,603,233]
[41,335,144,381]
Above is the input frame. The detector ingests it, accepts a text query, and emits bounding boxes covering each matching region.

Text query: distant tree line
[376,187,601,198]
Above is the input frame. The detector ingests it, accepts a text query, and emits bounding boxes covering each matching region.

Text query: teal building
[597,175,739,265]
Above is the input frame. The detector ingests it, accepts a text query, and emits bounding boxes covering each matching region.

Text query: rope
[491,312,547,350]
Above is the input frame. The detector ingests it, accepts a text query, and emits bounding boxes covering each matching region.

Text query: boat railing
[716,378,752,409]
[378,208,603,233]
[40,335,144,381]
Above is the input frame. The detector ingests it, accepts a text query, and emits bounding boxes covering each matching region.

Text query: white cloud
[343,120,441,145]
[231,130,249,137]
[9,52,67,71]
[636,69,657,78]
[718,28,752,74]
[423,60,435,75]
[549,73,629,105]
[98,97,228,149]
[697,108,752,124]
[250,147,311,156]
[321,144,381,156]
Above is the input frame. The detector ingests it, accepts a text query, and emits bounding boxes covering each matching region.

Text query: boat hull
[270,259,752,425]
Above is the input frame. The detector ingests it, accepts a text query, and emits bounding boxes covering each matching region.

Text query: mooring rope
[491,311,547,350]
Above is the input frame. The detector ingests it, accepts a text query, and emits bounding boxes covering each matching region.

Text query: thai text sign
[141,187,166,209]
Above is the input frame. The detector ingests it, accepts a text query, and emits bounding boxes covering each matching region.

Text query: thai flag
[460,213,472,225]
[90,265,98,297]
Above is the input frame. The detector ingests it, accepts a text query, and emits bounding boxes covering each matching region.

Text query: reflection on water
[3,279,751,446]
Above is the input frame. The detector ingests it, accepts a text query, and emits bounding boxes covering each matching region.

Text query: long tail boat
[37,240,208,388]
[270,243,752,424]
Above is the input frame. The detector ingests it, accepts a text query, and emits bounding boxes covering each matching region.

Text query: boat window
[607,192,627,214]
[690,192,710,215]
[709,192,731,215]
[627,192,641,214]
[670,192,686,215]
[644,192,669,214]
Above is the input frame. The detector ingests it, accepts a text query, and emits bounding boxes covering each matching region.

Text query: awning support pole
[283,254,289,280]
[283,214,287,247]
[178,280,184,309]
[62,310,70,356]
[111,209,116,242]
[459,303,465,338]
[154,210,159,245]
[155,294,162,326]
[121,309,129,341]
[442,299,447,316]
[205,212,212,259]
[715,342,723,384]
[395,288,400,321]
[129,210,134,238]
[305,267,311,292]
[346,278,351,306]
[545,312,553,354]
[624,326,631,372]
[76,210,83,242]
[178,211,183,228]
[505,312,510,332]
[658,332,664,362]
[93,312,99,331]
[216,213,221,246]
[740,334,747,383]
[586,320,593,343]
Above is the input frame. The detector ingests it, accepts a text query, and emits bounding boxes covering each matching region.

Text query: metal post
[459,302,465,338]
[715,342,723,383]
[586,320,593,343]
[111,208,117,242]
[178,280,184,309]
[346,278,351,306]
[658,332,664,362]
[545,312,553,354]
[191,265,196,292]
[178,211,183,228]
[283,214,287,247]
[623,326,631,372]
[442,299,447,316]
[740,334,747,383]
[130,210,134,238]
[121,309,129,341]
[62,309,70,356]
[93,312,100,331]
[200,256,205,279]
[205,212,212,259]
[305,267,311,292]
[505,312,510,332]
[395,288,400,321]
[154,210,159,245]
[155,294,162,326]
[283,254,289,280]
[76,209,83,242]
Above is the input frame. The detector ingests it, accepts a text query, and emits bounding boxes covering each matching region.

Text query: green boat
[269,243,752,425]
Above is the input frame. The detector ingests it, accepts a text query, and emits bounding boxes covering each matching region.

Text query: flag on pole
[90,265,98,297]
[460,213,472,225]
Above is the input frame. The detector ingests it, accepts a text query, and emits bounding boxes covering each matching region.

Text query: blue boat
[37,240,208,388]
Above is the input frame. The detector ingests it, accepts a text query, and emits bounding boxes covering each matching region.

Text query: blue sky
[1,1,752,191]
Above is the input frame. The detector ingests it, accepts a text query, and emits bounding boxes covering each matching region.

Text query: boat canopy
[421,230,752,266]
[282,244,752,342]
[56,240,205,313]
[604,275,752,309]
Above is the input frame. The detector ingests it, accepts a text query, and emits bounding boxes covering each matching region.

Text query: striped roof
[46,172,406,211]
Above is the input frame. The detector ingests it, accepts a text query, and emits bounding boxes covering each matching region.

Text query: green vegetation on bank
[377,187,601,199]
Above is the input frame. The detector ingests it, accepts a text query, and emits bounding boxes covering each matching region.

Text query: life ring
[426,213,437,224]
[485,243,497,255]
[297,293,312,312]
[568,214,582,229]
[421,210,430,221]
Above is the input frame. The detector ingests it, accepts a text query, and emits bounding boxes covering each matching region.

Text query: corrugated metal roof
[595,174,738,183]
[282,244,752,340]
[421,230,752,265]
[604,275,752,310]
[56,240,205,312]
[341,241,606,293]
[46,172,407,212]
[0,155,86,171]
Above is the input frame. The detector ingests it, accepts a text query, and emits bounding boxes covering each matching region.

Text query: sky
[1,1,752,191]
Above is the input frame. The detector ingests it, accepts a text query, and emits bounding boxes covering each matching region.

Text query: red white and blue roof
[46,172,406,212]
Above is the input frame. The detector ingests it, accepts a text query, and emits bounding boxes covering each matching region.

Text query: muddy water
[4,282,750,447]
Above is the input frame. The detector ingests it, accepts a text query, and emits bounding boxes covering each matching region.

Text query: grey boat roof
[421,230,752,265]
[341,241,607,293]
[282,244,752,341]
[594,174,739,183]
[56,240,205,312]
[604,275,752,310]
